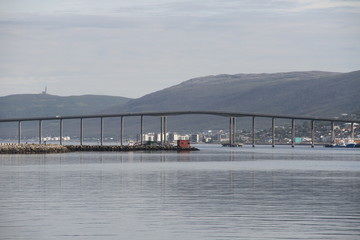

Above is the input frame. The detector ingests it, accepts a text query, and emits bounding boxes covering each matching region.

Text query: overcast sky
[1,0,359,98]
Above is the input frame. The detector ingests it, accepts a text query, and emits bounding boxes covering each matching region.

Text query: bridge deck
[0,110,359,123]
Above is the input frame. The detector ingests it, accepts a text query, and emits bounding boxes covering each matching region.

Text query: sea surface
[0,145,359,240]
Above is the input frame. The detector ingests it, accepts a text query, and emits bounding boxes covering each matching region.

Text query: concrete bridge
[1,111,359,147]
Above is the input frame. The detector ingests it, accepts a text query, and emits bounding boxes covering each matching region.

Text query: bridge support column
[18,121,22,144]
[140,115,144,144]
[39,120,42,144]
[120,116,124,146]
[229,117,233,146]
[160,117,162,144]
[272,118,275,147]
[160,116,167,144]
[60,119,63,145]
[252,116,256,147]
[100,117,104,146]
[164,116,167,143]
[229,117,236,146]
[160,117,163,144]
[331,121,335,143]
[291,119,295,147]
[80,118,83,145]
[311,120,315,148]
[233,117,236,144]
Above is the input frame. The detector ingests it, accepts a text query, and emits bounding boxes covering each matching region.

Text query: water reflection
[0,146,359,240]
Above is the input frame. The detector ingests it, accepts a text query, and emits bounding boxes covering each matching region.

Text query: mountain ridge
[1,70,359,136]
[0,94,132,119]
[102,70,358,117]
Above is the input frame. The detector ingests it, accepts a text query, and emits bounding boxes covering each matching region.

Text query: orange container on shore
[177,140,191,148]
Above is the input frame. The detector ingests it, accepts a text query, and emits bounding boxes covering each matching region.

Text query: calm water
[0,145,359,240]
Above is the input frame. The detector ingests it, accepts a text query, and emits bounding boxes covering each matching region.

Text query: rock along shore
[0,143,199,154]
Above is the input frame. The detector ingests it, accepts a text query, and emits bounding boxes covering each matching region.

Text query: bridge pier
[311,120,315,148]
[100,117,104,146]
[80,118,83,145]
[331,121,335,143]
[18,121,21,144]
[140,115,144,144]
[252,116,256,147]
[272,118,275,147]
[229,117,232,146]
[160,117,163,144]
[160,116,167,144]
[228,117,236,146]
[39,120,42,144]
[60,119,63,145]
[291,119,295,147]
[229,117,232,145]
[120,116,124,146]
[233,117,236,144]
[164,116,167,143]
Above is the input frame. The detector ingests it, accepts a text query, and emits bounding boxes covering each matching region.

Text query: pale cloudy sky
[1,0,359,98]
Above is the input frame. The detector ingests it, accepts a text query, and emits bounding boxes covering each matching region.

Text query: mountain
[1,70,359,138]
[0,94,132,119]
[0,94,132,139]
[103,71,359,117]
[95,70,360,134]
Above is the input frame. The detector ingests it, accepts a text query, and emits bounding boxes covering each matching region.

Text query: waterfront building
[190,134,199,143]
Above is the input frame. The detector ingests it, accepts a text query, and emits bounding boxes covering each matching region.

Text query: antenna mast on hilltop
[42,85,47,95]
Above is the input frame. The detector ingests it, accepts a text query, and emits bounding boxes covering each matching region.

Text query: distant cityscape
[139,121,359,145]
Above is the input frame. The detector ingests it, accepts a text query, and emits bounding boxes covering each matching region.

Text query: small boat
[346,143,356,148]
[324,141,357,148]
[324,143,345,148]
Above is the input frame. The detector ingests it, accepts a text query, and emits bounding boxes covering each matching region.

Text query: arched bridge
[1,111,359,147]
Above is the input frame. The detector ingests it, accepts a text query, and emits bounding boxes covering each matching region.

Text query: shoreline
[0,143,199,154]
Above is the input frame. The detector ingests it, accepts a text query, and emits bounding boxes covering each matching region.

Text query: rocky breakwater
[0,143,69,154]
[0,143,199,154]
[65,144,199,152]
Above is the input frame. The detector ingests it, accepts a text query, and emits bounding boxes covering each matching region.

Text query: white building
[190,134,199,143]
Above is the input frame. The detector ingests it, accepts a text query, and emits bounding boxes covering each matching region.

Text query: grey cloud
[0,13,143,29]
[0,0,359,97]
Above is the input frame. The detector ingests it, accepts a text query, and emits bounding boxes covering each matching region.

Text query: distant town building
[143,133,155,142]
[190,134,199,143]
